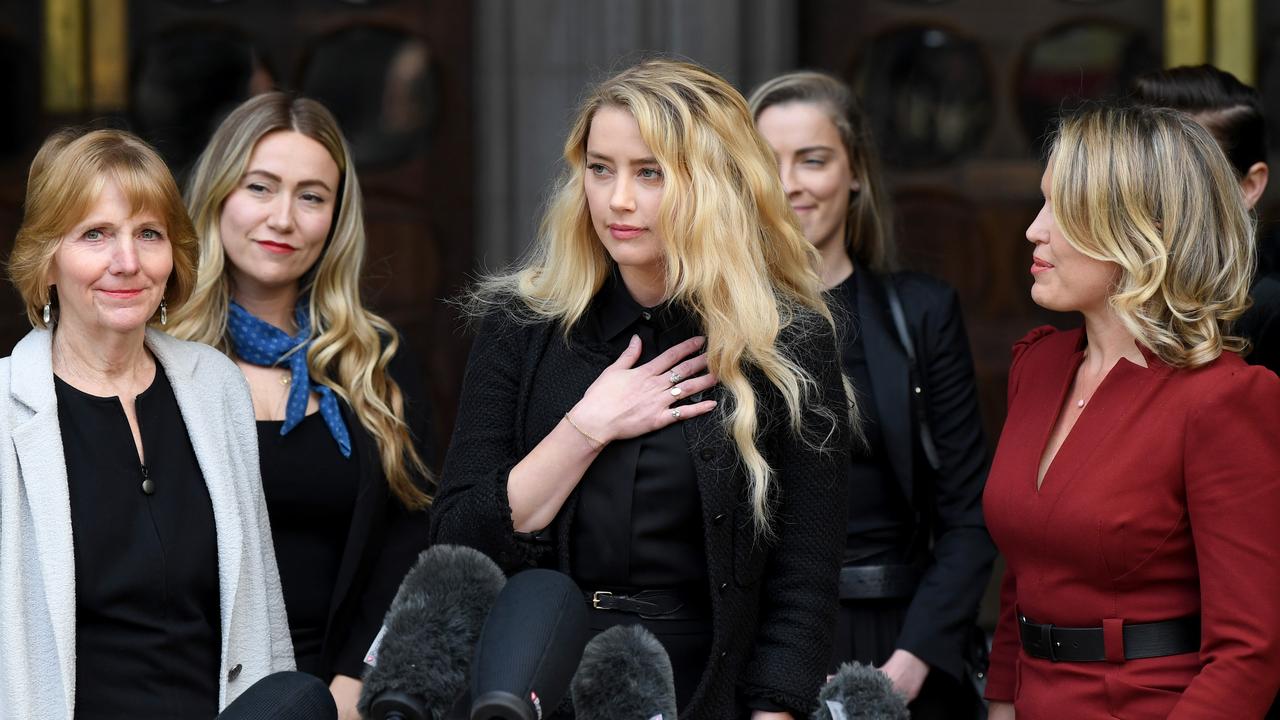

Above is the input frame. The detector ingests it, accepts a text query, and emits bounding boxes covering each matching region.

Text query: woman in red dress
[984,103,1280,719]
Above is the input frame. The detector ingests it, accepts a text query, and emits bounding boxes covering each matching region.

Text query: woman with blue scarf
[170,93,434,720]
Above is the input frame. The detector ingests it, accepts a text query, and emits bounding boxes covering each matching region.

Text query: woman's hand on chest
[568,334,719,444]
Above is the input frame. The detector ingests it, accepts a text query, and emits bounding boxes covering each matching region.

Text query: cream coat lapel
[8,329,76,713]
[144,329,243,670]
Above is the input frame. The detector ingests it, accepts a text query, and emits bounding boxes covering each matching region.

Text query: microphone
[814,662,909,720]
[359,544,508,720]
[469,569,589,720]
[570,624,677,720]
[216,671,337,720]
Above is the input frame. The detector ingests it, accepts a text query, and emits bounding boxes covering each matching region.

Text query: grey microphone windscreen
[814,662,909,720]
[358,544,507,719]
[571,624,677,720]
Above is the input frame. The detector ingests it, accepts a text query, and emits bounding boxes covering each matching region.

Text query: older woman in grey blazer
[0,128,294,719]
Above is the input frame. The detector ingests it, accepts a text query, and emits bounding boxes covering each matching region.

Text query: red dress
[983,326,1280,719]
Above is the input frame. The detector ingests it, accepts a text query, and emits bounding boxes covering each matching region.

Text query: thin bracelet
[564,412,604,450]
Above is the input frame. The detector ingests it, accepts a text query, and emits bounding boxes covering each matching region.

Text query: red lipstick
[255,240,296,254]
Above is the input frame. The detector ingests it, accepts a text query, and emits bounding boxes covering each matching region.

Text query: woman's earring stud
[42,302,51,325]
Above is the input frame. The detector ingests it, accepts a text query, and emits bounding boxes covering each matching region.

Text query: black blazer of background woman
[842,267,995,685]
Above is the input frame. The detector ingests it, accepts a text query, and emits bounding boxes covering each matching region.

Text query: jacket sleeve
[430,312,548,572]
[895,282,996,682]
[738,318,851,714]
[983,326,1057,702]
[1169,365,1280,718]
[332,337,435,678]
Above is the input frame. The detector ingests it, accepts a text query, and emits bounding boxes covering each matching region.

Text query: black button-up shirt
[570,272,709,591]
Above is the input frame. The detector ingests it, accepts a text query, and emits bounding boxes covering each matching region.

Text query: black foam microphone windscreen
[216,671,336,720]
[469,569,589,720]
[359,544,508,720]
[814,662,910,720]
[571,624,678,720]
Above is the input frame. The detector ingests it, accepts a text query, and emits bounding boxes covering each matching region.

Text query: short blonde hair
[1050,103,1254,367]
[9,128,198,328]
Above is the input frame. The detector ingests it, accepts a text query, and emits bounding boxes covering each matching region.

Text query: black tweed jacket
[432,298,851,718]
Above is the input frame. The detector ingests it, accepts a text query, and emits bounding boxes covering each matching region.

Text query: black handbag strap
[883,276,943,474]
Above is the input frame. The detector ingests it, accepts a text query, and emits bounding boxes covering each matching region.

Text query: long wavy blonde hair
[169,93,430,509]
[472,59,849,534]
[1050,103,1254,367]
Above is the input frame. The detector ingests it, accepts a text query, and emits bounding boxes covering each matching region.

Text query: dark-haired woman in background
[1133,64,1280,373]
[749,71,995,719]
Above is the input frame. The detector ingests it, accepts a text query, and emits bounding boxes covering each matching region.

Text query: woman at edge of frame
[0,127,296,718]
[431,59,853,719]
[984,103,1280,719]
[749,71,996,718]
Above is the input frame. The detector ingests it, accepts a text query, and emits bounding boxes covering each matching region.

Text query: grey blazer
[0,328,294,718]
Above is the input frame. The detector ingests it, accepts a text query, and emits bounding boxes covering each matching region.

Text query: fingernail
[694,336,705,346]
[631,334,639,345]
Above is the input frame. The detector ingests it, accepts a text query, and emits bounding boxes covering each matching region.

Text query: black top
[1239,270,1280,374]
[567,274,712,712]
[433,284,851,718]
[56,368,220,720]
[258,411,358,676]
[835,268,996,683]
[829,273,915,564]
[570,273,708,591]
[251,333,435,683]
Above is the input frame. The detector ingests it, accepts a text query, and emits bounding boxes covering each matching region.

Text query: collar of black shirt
[591,267,695,345]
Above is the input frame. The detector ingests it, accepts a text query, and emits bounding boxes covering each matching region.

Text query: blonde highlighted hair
[472,59,849,534]
[1049,103,1254,367]
[9,128,198,327]
[748,70,896,273]
[169,93,431,509]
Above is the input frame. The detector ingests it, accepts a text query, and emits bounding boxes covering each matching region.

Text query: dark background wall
[0,5,1273,614]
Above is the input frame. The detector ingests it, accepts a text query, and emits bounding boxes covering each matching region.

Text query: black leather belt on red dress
[1018,613,1200,662]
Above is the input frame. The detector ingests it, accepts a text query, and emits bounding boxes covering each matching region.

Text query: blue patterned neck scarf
[227,299,352,458]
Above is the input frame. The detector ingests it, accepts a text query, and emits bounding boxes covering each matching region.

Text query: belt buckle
[1040,623,1058,662]
[591,591,612,610]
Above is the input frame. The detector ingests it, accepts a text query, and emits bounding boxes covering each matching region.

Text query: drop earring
[159,299,168,326]
[42,302,51,325]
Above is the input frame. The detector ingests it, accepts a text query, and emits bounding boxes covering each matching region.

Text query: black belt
[838,563,924,600]
[586,589,708,620]
[1019,614,1200,662]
